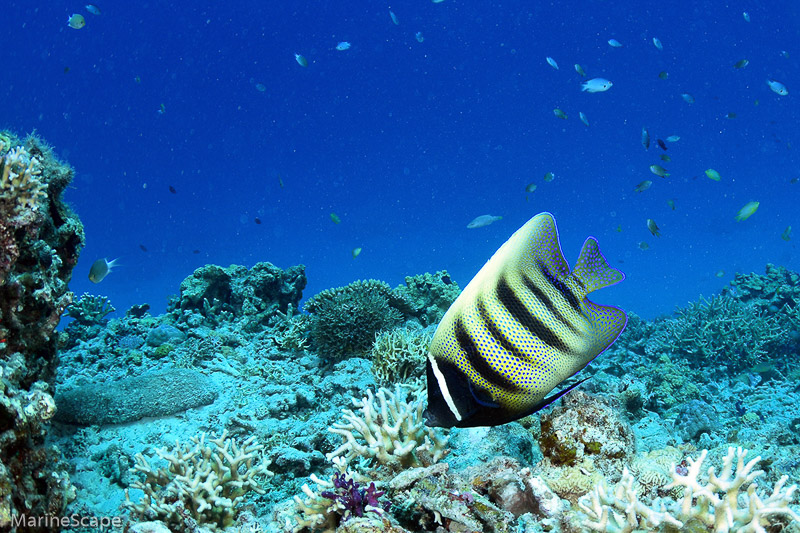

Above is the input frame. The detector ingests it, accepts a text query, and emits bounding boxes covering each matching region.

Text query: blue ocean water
[3,0,798,320]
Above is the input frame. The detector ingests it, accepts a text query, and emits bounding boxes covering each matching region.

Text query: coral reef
[538,391,635,472]
[370,327,431,384]
[0,133,84,376]
[124,431,273,531]
[577,447,800,532]
[392,270,461,326]
[327,383,449,471]
[0,133,83,529]
[168,262,307,331]
[656,294,789,373]
[304,280,407,362]
[47,260,800,532]
[65,292,115,326]
[292,457,392,531]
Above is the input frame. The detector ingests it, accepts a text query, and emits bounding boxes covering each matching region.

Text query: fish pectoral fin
[469,381,500,408]
[520,377,590,418]
[572,237,625,293]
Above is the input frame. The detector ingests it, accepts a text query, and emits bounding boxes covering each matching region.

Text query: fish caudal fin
[572,238,627,353]
[572,237,624,294]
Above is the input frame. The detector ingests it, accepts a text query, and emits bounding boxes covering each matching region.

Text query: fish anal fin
[469,381,500,408]
[584,300,628,351]
[572,237,624,293]
[519,377,590,419]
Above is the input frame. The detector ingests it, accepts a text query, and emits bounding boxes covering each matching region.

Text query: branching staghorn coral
[327,383,449,471]
[655,295,788,373]
[370,327,431,384]
[578,446,800,533]
[66,292,116,325]
[124,431,273,531]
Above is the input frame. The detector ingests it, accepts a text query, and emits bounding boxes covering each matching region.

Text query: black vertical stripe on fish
[496,277,570,353]
[521,275,580,334]
[477,298,530,366]
[571,272,588,293]
[454,318,521,393]
[535,259,583,317]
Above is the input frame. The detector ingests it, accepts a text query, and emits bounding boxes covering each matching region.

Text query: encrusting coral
[577,446,800,532]
[326,383,449,471]
[123,431,273,531]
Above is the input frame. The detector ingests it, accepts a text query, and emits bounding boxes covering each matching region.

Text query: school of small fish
[68,2,793,271]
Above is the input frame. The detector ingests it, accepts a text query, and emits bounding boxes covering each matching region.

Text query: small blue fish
[608,38,623,48]
[767,79,788,96]
[681,93,695,104]
[294,53,308,67]
[85,4,101,15]
[67,13,85,29]
[335,42,351,51]
[415,31,424,43]
[581,78,613,93]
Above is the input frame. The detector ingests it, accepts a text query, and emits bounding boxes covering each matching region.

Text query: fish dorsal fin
[510,212,570,279]
[572,237,624,294]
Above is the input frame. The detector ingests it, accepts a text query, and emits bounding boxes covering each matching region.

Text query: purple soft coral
[320,472,391,521]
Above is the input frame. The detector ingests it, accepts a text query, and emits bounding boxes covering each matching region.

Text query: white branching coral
[0,145,47,214]
[327,383,449,470]
[577,446,800,533]
[123,431,273,531]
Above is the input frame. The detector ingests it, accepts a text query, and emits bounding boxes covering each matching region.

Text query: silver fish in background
[88,258,118,283]
[467,215,502,228]
[425,212,627,428]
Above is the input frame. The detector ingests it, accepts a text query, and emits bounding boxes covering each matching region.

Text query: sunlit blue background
[3,1,798,320]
